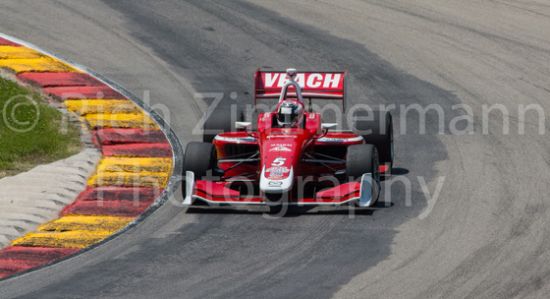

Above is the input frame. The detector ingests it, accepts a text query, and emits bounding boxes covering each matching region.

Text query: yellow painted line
[11,230,113,249]
[38,215,134,232]
[96,157,172,173]
[88,171,169,188]
[0,45,43,59]
[65,99,140,115]
[84,113,157,129]
[0,57,77,73]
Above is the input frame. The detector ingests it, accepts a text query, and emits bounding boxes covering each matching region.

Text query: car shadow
[391,167,409,176]
[187,202,394,217]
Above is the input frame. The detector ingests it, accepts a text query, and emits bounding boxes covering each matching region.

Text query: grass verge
[0,77,81,177]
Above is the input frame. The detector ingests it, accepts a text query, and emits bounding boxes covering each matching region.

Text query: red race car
[183,69,393,213]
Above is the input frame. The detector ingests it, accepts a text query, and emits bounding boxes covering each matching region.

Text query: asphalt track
[1,1,550,298]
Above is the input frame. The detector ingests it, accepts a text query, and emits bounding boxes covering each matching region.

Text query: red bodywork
[187,70,387,206]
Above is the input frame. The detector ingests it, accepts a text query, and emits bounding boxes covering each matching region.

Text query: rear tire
[352,110,393,172]
[203,108,244,143]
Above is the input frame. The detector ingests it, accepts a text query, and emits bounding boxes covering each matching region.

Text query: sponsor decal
[215,135,256,143]
[317,137,344,143]
[268,181,283,187]
[268,135,298,139]
[263,72,343,89]
[269,144,292,152]
[267,166,290,178]
[317,136,364,143]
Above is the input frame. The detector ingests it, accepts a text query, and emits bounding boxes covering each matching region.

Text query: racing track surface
[1,1,550,298]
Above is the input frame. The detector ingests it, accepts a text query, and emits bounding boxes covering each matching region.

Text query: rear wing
[254,69,347,110]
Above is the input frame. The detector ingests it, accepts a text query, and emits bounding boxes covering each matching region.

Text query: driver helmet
[276,100,304,128]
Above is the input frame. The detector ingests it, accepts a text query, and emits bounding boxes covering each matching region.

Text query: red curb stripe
[102,143,172,157]
[0,259,45,270]
[0,246,78,260]
[17,72,103,88]
[0,246,78,275]
[0,270,15,279]
[0,37,20,46]
[43,86,124,100]
[61,200,154,217]
[76,186,160,202]
[95,128,168,145]
[0,262,42,273]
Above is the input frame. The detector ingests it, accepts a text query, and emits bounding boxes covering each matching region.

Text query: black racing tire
[183,142,217,180]
[203,108,244,143]
[352,110,394,170]
[346,144,379,182]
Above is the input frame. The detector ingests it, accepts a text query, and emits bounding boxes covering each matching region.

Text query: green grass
[0,77,81,177]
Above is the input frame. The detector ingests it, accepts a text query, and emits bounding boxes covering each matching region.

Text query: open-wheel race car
[182,69,394,213]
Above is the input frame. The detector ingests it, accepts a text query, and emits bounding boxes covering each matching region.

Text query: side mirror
[235,121,252,130]
[321,123,338,130]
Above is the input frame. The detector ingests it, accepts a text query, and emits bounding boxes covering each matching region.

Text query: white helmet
[277,100,304,128]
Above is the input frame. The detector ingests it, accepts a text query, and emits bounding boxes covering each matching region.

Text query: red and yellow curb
[0,36,174,279]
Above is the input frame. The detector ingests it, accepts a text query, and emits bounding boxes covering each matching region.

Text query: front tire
[183,142,217,180]
[346,144,380,206]
[346,144,379,182]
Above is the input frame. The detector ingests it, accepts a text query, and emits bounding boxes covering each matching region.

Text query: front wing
[183,171,379,208]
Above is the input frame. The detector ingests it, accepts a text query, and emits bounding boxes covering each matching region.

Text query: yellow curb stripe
[0,57,77,73]
[87,171,169,188]
[0,45,43,59]
[65,99,140,115]
[96,157,172,173]
[38,215,134,232]
[11,230,113,249]
[84,113,157,129]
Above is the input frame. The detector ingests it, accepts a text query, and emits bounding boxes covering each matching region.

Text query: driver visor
[279,107,295,125]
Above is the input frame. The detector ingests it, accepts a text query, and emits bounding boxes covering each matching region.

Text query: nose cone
[260,166,294,193]
[259,134,302,194]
